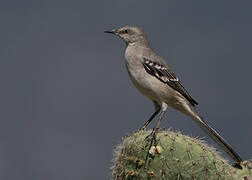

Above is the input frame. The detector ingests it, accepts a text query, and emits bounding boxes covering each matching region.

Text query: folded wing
[143,57,198,106]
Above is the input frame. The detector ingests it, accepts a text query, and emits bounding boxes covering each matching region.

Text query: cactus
[112,130,252,180]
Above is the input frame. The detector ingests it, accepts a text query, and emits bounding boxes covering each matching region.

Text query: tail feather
[192,113,242,163]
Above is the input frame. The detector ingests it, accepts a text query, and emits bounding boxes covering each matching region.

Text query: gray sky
[1,0,252,179]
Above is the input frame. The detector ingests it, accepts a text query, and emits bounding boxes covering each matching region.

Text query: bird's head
[104,25,150,46]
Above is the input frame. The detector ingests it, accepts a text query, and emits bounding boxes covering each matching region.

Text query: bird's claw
[144,130,158,168]
[144,130,155,141]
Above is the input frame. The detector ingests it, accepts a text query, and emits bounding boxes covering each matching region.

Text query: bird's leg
[139,101,161,131]
[144,109,166,168]
[140,111,160,131]
[140,108,161,131]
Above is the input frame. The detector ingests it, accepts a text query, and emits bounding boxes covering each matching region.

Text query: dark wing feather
[143,58,198,106]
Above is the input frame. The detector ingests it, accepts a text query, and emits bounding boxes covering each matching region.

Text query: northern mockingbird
[104,26,242,166]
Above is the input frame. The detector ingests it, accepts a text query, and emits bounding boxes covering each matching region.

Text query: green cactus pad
[112,130,251,180]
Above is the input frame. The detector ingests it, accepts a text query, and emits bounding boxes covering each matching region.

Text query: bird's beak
[104,29,116,34]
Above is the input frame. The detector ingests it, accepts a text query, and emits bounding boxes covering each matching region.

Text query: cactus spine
[112,130,251,180]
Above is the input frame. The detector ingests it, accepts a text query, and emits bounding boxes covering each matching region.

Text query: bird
[104,25,242,166]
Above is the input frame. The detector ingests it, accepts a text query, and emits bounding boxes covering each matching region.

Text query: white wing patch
[143,59,179,82]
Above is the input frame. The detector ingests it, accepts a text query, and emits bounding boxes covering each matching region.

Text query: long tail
[190,111,242,164]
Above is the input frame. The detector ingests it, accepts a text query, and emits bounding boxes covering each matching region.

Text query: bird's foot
[144,130,156,142]
[138,123,150,131]
[144,127,163,142]
[144,129,158,168]
[138,126,147,132]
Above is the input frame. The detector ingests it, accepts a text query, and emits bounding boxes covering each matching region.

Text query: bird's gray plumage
[105,25,242,165]
[142,57,198,106]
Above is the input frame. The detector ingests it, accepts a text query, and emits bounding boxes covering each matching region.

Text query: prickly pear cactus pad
[111,130,251,180]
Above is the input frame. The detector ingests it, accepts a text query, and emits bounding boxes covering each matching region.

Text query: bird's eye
[121,29,128,34]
